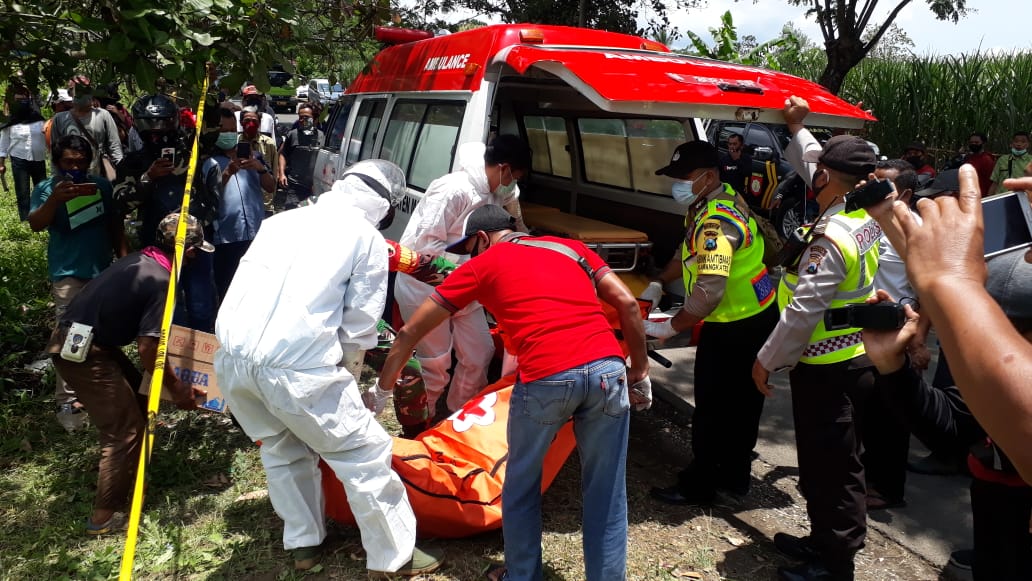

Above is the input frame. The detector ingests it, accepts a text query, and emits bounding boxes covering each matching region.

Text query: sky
[660,1,1029,56]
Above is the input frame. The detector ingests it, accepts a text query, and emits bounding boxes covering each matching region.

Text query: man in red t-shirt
[963,131,996,197]
[375,205,649,581]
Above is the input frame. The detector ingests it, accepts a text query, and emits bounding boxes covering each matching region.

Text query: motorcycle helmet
[131,94,179,141]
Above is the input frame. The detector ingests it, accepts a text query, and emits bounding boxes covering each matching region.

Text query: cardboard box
[140,325,227,413]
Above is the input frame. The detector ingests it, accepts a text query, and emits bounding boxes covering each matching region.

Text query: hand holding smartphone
[160,147,175,164]
[981,191,1032,258]
[236,141,251,159]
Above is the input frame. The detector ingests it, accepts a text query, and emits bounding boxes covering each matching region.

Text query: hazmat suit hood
[318,174,392,227]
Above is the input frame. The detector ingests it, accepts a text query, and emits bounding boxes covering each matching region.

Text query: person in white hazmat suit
[394,134,532,416]
[213,160,444,576]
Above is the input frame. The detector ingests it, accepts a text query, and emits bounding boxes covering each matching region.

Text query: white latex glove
[638,281,663,310]
[362,383,393,416]
[630,376,653,411]
[644,318,677,339]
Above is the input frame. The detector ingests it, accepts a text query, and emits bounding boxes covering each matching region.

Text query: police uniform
[662,183,779,502]
[757,129,881,580]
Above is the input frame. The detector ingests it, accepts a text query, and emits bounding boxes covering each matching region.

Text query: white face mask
[493,166,517,200]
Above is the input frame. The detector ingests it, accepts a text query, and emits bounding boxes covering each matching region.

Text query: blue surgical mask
[216,132,238,150]
[671,180,698,205]
[63,169,87,183]
[1012,148,1028,157]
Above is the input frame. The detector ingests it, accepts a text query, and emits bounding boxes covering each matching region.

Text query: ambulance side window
[380,100,465,191]
[524,115,571,179]
[577,118,687,195]
[345,99,387,165]
[324,97,354,152]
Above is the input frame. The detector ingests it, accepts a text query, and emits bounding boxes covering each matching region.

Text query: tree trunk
[818,38,866,96]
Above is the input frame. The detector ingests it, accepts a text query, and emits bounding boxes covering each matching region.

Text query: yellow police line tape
[119,72,210,580]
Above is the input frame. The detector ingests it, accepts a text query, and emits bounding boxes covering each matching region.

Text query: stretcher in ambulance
[312,23,874,296]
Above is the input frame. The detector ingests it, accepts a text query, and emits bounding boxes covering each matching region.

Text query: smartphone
[844,178,894,212]
[982,191,1032,258]
[236,141,251,159]
[824,303,905,331]
[75,182,98,196]
[160,147,175,164]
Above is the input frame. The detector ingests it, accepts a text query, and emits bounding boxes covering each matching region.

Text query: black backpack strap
[509,236,598,285]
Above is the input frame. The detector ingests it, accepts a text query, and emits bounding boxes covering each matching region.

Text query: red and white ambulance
[312,24,873,293]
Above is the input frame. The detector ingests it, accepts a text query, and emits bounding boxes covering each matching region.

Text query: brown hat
[157,213,215,254]
[801,135,876,177]
[655,141,720,177]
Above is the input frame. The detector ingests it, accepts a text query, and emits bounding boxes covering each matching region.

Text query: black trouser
[10,156,46,221]
[790,356,876,580]
[971,478,1032,581]
[861,376,910,502]
[677,303,779,496]
[214,240,252,302]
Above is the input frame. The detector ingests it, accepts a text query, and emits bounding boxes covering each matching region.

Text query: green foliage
[780,48,1032,163]
[784,0,970,93]
[680,10,799,70]
[0,0,392,99]
[0,188,51,390]
[404,0,704,37]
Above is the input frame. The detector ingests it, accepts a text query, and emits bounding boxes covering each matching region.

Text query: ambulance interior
[492,70,701,296]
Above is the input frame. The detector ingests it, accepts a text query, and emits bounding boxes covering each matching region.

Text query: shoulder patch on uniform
[711,203,752,246]
[805,245,828,274]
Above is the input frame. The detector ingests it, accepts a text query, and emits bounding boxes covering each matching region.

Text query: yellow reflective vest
[682,185,775,323]
[777,208,882,364]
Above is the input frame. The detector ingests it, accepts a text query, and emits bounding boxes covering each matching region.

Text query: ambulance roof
[348,24,875,128]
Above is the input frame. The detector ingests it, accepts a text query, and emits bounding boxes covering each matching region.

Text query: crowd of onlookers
[1,76,329,427]
[5,75,1032,581]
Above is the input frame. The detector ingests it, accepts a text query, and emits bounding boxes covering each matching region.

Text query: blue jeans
[503,356,630,581]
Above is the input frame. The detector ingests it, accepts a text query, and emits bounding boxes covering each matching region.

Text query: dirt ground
[620,400,949,581]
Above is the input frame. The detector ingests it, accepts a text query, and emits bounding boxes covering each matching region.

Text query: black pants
[790,357,876,580]
[971,478,1032,581]
[214,240,252,302]
[677,303,779,496]
[861,376,910,502]
[10,156,46,221]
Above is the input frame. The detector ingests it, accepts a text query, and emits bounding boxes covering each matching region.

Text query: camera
[844,178,895,212]
[824,303,905,331]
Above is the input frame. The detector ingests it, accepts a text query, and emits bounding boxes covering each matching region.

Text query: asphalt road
[650,336,972,574]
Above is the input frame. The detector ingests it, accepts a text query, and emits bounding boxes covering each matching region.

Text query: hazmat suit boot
[292,545,321,571]
[367,546,445,579]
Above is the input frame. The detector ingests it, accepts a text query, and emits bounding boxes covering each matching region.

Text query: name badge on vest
[65,192,105,230]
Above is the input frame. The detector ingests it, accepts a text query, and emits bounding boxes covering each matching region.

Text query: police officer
[752,96,880,581]
[646,141,779,506]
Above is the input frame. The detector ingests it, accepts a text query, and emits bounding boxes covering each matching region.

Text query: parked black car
[706,121,833,241]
